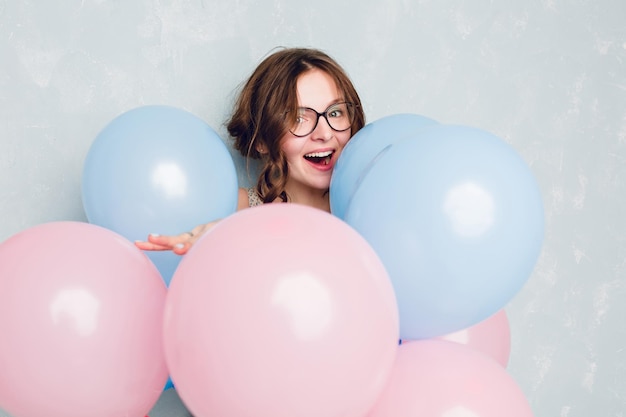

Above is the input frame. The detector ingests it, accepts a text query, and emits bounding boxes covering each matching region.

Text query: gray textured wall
[1,1,625,416]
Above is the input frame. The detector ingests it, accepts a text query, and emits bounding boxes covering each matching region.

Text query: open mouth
[304,150,334,166]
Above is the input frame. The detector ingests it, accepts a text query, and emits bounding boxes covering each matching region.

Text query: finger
[148,233,188,247]
[134,241,174,251]
[190,225,205,236]
[172,242,190,256]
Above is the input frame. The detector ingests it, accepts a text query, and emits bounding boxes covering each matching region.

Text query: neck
[281,185,331,213]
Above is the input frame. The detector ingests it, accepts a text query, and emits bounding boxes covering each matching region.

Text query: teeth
[305,150,333,158]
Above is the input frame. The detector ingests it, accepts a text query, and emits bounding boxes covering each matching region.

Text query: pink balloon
[0,221,168,417]
[164,204,399,417]
[367,340,534,417]
[436,309,510,367]
[422,309,510,367]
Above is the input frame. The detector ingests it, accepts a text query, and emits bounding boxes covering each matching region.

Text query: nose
[312,114,334,141]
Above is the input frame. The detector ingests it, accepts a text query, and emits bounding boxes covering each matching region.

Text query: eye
[295,108,311,124]
[327,105,346,118]
[326,107,343,117]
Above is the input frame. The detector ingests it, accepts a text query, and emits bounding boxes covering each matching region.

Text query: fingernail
[174,243,184,249]
[150,233,160,237]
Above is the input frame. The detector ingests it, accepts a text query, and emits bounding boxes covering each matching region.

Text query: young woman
[135,47,365,255]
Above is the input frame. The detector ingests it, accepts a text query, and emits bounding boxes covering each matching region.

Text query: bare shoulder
[237,187,250,211]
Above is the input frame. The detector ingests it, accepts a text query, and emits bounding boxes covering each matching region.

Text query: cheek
[279,134,295,154]
[280,139,303,162]
[337,130,352,147]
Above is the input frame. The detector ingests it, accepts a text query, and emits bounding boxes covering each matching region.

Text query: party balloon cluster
[331,114,544,416]
[0,106,544,417]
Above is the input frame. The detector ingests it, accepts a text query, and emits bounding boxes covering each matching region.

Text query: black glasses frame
[288,102,357,137]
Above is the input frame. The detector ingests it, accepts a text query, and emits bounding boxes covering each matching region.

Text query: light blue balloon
[330,113,438,219]
[344,124,544,339]
[82,105,238,286]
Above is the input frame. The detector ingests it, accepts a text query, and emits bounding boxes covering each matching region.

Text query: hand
[134,222,217,255]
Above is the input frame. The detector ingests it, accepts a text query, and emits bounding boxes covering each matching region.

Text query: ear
[255,141,269,155]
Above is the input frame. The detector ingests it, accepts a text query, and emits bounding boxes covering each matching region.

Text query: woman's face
[280,69,352,197]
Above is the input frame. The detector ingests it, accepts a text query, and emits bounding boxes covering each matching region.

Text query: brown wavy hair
[227,47,365,203]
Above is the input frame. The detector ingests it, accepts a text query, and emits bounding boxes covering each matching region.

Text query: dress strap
[247,187,263,207]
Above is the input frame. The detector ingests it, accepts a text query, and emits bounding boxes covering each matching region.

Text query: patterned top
[247,187,264,207]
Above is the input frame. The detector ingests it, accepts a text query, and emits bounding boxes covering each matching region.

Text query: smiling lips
[304,150,335,170]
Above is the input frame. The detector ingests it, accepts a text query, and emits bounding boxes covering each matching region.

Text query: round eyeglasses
[287,102,357,137]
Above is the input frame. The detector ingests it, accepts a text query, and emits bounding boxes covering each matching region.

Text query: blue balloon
[330,113,438,219]
[344,124,544,339]
[163,377,175,391]
[82,105,238,285]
